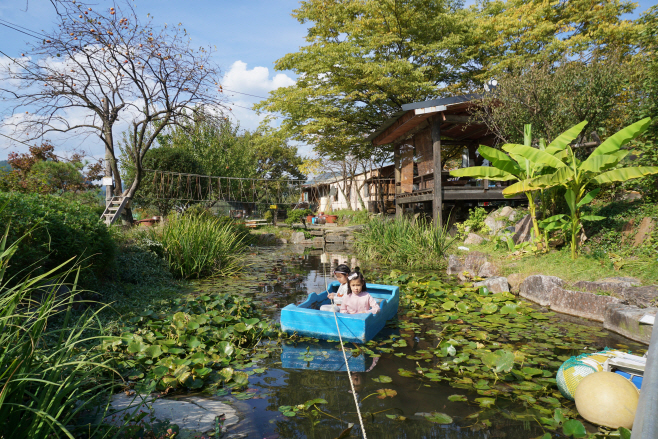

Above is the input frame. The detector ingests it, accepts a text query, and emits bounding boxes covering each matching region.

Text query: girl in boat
[320,264,350,312]
[340,271,380,315]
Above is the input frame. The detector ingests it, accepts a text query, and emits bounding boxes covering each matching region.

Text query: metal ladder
[101,196,130,225]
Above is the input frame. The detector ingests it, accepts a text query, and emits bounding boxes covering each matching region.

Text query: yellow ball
[574,371,639,429]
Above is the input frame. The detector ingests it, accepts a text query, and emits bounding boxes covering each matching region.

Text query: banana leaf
[449,166,517,181]
[589,117,651,157]
[545,121,588,155]
[592,166,658,184]
[504,145,567,170]
[477,145,522,175]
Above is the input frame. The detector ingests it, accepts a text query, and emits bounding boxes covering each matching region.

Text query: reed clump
[354,216,456,269]
[145,215,248,279]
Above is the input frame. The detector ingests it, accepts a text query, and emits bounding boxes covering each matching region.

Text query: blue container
[614,370,643,390]
[280,281,400,343]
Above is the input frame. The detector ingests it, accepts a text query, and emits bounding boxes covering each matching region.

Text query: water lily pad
[442,301,456,310]
[448,394,468,402]
[481,303,498,314]
[376,389,397,399]
[424,412,453,424]
[373,375,393,383]
[475,397,496,408]
[563,419,587,438]
[144,345,162,358]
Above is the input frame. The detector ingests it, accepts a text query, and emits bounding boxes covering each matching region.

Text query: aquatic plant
[106,292,277,392]
[0,219,119,438]
[144,215,248,279]
[354,216,456,269]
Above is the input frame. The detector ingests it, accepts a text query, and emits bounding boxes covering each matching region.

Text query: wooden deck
[396,187,524,205]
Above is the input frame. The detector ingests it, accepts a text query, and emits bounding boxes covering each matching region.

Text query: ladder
[101,196,130,225]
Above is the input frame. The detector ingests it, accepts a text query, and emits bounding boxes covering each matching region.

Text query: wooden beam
[388,119,430,147]
[394,145,402,218]
[396,193,433,204]
[373,111,416,146]
[431,115,443,228]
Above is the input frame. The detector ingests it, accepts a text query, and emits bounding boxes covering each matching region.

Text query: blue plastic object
[280,281,400,343]
[614,370,643,390]
[281,341,368,372]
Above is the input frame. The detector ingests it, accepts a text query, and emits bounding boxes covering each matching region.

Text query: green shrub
[456,207,490,238]
[334,209,370,225]
[115,245,173,285]
[0,192,115,282]
[0,219,117,438]
[263,210,273,222]
[285,208,312,225]
[354,216,456,269]
[144,215,248,279]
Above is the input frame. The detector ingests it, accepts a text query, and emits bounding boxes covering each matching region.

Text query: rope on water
[323,259,367,439]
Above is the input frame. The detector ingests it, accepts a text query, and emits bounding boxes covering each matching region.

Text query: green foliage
[126,146,204,215]
[106,293,273,392]
[0,221,117,439]
[256,0,474,160]
[503,118,658,258]
[0,192,115,283]
[334,209,370,225]
[355,216,456,269]
[285,208,312,226]
[143,215,247,279]
[263,210,273,222]
[456,207,490,238]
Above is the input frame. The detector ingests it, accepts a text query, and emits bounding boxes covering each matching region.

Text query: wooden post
[394,144,402,218]
[431,115,443,227]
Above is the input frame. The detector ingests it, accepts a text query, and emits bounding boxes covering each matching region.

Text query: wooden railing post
[431,115,443,228]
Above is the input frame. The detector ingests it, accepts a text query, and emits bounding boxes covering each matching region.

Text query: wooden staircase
[101,196,130,225]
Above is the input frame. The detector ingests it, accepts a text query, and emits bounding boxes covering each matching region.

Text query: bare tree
[1,0,226,215]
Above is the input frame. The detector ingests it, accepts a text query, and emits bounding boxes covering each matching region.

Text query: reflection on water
[192,246,643,439]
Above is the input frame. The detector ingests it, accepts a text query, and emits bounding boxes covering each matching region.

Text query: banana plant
[503,118,658,258]
[450,124,572,245]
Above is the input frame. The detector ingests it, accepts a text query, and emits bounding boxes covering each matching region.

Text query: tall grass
[354,216,456,269]
[145,215,248,279]
[0,221,119,438]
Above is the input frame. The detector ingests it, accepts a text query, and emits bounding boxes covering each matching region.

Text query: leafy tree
[126,147,203,215]
[475,55,628,146]
[503,118,658,259]
[471,0,640,77]
[255,0,475,160]
[0,0,224,207]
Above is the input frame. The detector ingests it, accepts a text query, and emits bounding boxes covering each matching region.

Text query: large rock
[512,214,533,244]
[325,233,346,244]
[464,251,488,276]
[604,304,657,344]
[478,261,500,278]
[473,276,509,293]
[572,280,631,297]
[550,287,621,322]
[507,273,527,294]
[621,286,658,308]
[464,233,486,245]
[484,212,507,235]
[290,232,306,244]
[634,217,655,247]
[621,219,635,245]
[447,254,464,275]
[519,275,564,307]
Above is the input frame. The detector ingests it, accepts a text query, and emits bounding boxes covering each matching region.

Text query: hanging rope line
[322,259,368,438]
[138,168,307,207]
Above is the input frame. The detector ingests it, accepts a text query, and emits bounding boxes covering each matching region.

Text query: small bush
[263,210,273,222]
[354,216,456,269]
[115,246,173,285]
[0,192,115,282]
[456,207,490,238]
[285,208,312,225]
[334,209,370,225]
[144,215,247,279]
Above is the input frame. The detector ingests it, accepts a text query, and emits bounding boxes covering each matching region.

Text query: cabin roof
[367,93,494,146]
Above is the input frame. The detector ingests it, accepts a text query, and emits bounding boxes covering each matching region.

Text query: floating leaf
[144,345,162,358]
[376,389,397,399]
[442,301,456,310]
[481,303,498,314]
[475,397,496,408]
[563,419,587,438]
[448,394,468,402]
[424,412,453,424]
[456,302,469,312]
[373,375,392,383]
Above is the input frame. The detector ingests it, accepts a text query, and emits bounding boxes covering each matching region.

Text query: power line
[222,88,269,100]
[0,18,48,39]
[0,21,43,40]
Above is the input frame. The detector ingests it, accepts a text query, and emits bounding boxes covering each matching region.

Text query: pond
[188,245,646,439]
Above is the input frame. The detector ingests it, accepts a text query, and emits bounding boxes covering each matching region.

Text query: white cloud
[220,61,295,131]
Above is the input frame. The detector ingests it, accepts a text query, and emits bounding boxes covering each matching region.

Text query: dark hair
[334,264,350,275]
[346,271,367,295]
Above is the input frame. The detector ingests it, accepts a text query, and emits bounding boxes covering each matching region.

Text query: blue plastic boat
[281,342,368,372]
[280,281,400,343]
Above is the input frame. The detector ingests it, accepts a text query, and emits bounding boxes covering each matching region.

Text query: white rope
[323,260,368,439]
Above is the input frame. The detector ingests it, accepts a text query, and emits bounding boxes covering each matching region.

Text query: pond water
[190,245,646,439]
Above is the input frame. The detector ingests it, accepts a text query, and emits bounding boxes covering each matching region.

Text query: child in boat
[320,264,350,312]
[340,271,380,315]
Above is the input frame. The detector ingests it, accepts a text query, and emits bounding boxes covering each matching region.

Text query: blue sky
[0,0,655,161]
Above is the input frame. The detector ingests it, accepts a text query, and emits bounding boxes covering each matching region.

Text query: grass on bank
[355,216,456,269]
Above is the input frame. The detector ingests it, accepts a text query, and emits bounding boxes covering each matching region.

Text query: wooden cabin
[368,94,524,226]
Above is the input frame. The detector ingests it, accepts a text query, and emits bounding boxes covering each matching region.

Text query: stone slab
[312,237,325,248]
[519,275,564,307]
[621,286,658,308]
[549,287,621,322]
[107,394,239,434]
[325,233,346,243]
[603,304,657,345]
[512,214,533,244]
[290,232,306,244]
[478,261,500,278]
[464,251,488,275]
[447,254,464,276]
[507,273,527,294]
[464,233,486,245]
[572,280,630,296]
